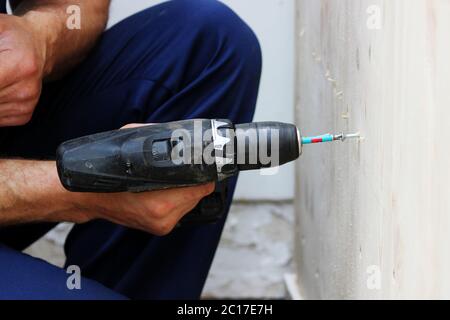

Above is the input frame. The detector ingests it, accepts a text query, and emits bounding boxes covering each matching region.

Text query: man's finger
[0,101,36,117]
[0,52,20,90]
[0,81,19,102]
[0,80,41,103]
[0,114,32,126]
[174,183,216,200]
[121,123,155,129]
[189,183,215,199]
[145,183,215,206]
[167,199,202,226]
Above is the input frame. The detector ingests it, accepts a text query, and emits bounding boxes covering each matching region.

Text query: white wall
[109,0,296,201]
[296,0,450,299]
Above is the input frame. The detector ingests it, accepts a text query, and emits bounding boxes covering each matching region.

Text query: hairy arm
[11,0,111,80]
[0,159,215,235]
[0,5,213,235]
[0,160,80,225]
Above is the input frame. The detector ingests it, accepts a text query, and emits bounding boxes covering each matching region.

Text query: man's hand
[0,159,215,236]
[74,183,215,236]
[0,15,46,126]
[0,122,214,236]
[72,123,216,235]
[0,0,110,127]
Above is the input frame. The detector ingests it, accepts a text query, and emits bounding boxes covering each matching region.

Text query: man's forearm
[0,158,215,235]
[0,160,81,225]
[11,0,110,80]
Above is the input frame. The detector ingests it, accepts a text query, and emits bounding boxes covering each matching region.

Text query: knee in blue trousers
[0,0,261,299]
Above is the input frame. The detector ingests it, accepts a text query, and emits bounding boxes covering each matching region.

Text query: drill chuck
[235,122,300,171]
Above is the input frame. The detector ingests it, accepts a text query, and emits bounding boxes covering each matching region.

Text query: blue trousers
[0,0,261,299]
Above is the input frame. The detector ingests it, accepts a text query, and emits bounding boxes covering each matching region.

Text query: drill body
[57,119,300,224]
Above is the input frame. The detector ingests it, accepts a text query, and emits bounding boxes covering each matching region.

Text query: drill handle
[56,119,218,193]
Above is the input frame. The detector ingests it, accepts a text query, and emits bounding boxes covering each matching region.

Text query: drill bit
[301,132,360,145]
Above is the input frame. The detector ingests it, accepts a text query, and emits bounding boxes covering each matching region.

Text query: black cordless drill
[56,119,301,224]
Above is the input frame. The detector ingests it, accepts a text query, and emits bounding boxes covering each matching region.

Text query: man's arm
[0,159,215,235]
[0,160,76,225]
[0,4,213,235]
[11,0,110,79]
